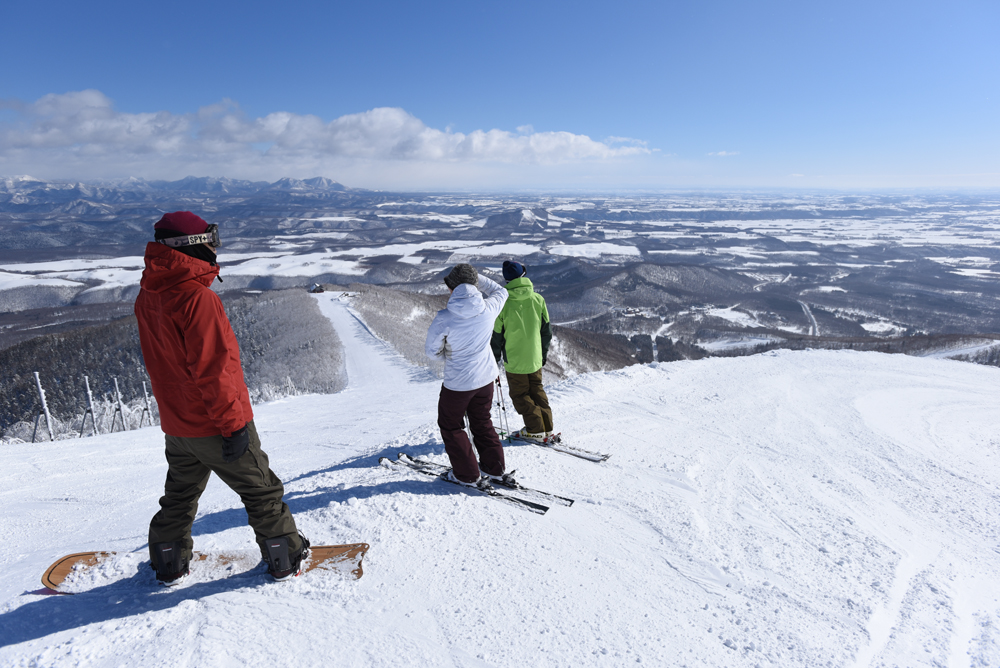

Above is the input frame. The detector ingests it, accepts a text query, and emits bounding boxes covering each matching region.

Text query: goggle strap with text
[157,225,221,248]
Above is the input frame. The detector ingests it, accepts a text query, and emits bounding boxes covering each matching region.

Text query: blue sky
[1,0,997,190]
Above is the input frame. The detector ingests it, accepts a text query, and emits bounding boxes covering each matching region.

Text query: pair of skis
[503,431,611,463]
[383,373,609,514]
[380,453,573,515]
[490,374,610,463]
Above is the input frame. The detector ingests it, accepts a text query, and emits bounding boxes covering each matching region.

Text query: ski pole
[492,372,504,437]
[463,413,475,445]
[494,371,512,440]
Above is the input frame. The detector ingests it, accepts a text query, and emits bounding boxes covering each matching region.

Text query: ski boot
[444,470,494,491]
[513,427,548,443]
[481,469,520,487]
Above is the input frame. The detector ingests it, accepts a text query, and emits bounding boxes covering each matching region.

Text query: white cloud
[708,150,740,157]
[0,91,651,186]
[606,136,649,148]
[4,91,192,153]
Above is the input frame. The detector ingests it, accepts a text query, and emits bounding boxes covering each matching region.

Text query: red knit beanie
[154,211,209,236]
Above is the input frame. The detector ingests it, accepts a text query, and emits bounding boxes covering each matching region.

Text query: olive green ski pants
[148,420,301,563]
[505,368,553,434]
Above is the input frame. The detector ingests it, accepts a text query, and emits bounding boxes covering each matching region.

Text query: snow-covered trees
[0,289,345,441]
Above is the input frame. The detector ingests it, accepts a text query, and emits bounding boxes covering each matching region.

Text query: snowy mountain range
[4,181,1000,442]
[2,293,999,667]
[3,182,1000,347]
[1,174,355,196]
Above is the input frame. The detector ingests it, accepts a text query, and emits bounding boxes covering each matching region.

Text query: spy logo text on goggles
[158,224,222,249]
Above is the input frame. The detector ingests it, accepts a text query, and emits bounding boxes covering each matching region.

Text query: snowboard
[41,543,370,593]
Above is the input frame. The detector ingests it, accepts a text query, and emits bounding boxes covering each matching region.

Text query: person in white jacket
[425,263,509,485]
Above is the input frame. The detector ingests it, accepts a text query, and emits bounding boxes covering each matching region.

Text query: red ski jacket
[135,242,253,438]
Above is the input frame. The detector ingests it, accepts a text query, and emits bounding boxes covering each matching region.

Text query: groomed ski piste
[3,292,1000,667]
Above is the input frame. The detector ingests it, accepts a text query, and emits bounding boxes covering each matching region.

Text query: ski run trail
[3,292,1000,668]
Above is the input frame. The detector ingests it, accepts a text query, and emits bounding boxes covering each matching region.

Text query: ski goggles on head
[157,224,222,249]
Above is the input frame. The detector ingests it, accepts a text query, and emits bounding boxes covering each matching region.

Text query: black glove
[222,424,250,462]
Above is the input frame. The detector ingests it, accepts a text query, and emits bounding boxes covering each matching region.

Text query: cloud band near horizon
[0,90,650,185]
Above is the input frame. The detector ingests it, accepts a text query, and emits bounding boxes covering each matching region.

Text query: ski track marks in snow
[2,297,1000,666]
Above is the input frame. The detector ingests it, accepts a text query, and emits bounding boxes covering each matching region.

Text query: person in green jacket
[491,260,554,441]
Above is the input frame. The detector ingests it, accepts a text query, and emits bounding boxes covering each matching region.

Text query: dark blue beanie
[502,260,526,282]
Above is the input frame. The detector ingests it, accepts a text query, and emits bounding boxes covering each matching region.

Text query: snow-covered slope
[2,294,999,667]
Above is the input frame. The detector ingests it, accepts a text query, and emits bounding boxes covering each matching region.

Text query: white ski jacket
[425,276,508,392]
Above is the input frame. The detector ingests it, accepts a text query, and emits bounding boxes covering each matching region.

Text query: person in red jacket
[135,211,307,585]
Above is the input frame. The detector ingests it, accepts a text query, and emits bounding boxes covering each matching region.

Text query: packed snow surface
[2,294,1000,667]
[0,271,82,291]
[548,242,642,258]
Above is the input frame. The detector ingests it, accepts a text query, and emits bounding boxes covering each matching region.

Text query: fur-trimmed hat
[502,260,526,282]
[444,263,478,290]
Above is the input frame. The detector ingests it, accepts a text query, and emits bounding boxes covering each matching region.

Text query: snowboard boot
[264,533,311,582]
[150,541,190,586]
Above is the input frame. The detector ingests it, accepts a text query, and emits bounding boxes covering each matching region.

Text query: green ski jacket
[491,277,552,374]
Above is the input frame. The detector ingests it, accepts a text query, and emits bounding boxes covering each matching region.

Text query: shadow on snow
[1,566,274,649]
[2,439,534,648]
[194,437,513,535]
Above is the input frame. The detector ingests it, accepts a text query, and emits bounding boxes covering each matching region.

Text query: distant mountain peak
[269,176,349,192]
[269,177,306,190]
[484,208,549,230]
[303,176,347,190]
[3,175,44,189]
[0,174,359,197]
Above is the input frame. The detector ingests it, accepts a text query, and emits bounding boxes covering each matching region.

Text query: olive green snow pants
[505,369,553,434]
[148,420,301,563]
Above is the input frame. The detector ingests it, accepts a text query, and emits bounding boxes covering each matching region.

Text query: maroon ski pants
[438,382,505,483]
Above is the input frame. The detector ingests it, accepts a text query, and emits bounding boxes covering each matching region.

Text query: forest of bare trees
[0,290,345,442]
